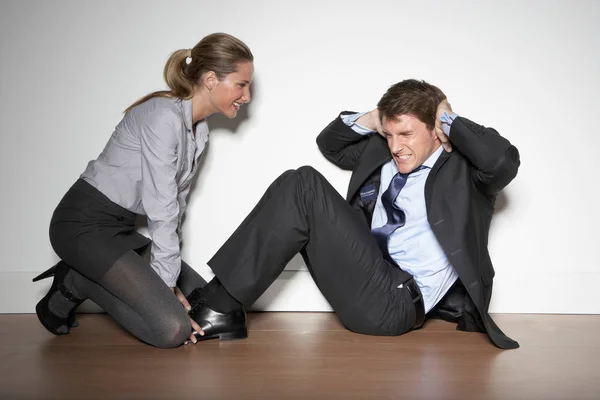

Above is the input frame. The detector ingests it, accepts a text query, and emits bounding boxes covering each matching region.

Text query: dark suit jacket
[316,112,520,349]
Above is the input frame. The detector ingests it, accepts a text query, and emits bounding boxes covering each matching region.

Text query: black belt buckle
[405,279,425,330]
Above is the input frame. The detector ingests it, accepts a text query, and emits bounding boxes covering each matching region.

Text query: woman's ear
[202,71,218,91]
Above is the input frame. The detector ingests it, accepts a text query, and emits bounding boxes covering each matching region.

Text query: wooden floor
[0,313,598,400]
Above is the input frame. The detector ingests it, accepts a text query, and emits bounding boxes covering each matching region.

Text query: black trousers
[209,166,420,336]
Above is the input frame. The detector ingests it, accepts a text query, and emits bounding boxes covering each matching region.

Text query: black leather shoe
[32,261,84,335]
[188,303,247,342]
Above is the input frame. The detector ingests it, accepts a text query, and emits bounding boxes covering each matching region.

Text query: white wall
[1,0,599,314]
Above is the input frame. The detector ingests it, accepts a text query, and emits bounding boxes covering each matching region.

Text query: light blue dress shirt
[342,112,458,312]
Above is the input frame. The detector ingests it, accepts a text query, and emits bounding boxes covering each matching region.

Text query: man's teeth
[233,102,240,107]
[398,155,411,160]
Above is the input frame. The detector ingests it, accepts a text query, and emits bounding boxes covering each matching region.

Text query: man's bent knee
[296,165,319,178]
[295,166,329,186]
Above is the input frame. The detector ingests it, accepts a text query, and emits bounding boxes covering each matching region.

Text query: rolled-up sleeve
[139,110,181,287]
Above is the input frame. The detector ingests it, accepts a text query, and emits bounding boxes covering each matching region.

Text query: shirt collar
[422,144,444,169]
[180,98,194,133]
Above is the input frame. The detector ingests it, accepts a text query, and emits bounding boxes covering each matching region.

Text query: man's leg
[208,166,417,335]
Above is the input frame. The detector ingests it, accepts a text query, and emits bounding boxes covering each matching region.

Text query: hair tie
[185,49,192,65]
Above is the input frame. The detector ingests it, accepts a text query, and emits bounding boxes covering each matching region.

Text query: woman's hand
[171,287,204,344]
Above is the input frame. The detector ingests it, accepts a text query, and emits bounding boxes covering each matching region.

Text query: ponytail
[124,33,253,113]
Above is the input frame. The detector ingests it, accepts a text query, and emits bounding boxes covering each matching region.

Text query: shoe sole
[195,328,248,342]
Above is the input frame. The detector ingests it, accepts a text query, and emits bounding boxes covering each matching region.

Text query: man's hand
[434,100,453,152]
[356,109,385,137]
[171,287,204,344]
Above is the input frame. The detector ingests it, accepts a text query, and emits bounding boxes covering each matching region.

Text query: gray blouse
[81,97,209,287]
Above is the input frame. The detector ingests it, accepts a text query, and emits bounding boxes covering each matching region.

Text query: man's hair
[377,79,447,131]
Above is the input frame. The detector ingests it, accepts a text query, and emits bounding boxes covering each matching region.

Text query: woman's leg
[64,249,191,348]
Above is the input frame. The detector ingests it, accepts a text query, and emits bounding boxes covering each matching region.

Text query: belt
[404,278,425,330]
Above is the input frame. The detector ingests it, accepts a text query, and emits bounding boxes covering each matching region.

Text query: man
[187,79,520,349]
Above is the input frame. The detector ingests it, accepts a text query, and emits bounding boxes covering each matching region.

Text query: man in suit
[187,79,519,349]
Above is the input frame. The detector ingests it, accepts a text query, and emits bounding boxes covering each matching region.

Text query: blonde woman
[33,33,254,348]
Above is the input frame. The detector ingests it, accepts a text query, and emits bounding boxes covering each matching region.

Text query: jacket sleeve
[449,117,520,193]
[316,112,372,170]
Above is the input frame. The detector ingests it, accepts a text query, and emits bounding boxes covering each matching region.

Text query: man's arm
[435,101,520,193]
[316,111,376,170]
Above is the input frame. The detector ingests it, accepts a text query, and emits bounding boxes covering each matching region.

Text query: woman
[33,33,254,348]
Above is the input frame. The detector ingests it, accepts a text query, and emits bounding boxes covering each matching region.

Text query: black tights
[54,245,207,348]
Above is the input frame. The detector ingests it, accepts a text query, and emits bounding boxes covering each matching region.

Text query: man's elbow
[479,146,521,192]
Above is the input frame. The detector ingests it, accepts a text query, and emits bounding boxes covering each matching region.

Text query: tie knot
[410,165,427,174]
[394,165,427,180]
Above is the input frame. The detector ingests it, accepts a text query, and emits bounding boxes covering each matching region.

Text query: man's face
[382,114,440,174]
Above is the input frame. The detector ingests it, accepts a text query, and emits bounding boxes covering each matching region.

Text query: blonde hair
[125,33,253,112]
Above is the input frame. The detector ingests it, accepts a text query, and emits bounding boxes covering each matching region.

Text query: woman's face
[210,61,254,118]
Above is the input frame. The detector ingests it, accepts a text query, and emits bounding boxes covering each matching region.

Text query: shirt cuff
[440,112,459,136]
[341,112,375,135]
[161,274,178,288]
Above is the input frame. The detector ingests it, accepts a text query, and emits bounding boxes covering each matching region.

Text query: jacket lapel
[424,150,451,211]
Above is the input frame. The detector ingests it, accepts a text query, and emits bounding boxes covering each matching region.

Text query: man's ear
[202,71,218,91]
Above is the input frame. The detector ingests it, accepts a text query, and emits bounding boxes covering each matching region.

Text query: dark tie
[372,168,424,261]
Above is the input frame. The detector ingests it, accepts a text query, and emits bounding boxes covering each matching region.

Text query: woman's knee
[151,314,191,349]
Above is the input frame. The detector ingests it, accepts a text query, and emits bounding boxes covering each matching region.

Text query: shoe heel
[218,328,248,341]
[35,297,69,335]
[32,265,58,282]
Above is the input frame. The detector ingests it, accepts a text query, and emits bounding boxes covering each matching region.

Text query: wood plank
[0,313,598,399]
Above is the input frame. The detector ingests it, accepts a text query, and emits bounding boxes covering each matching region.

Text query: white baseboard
[3,269,600,314]
[1,269,333,314]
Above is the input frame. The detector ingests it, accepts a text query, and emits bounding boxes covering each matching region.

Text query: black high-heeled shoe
[32,261,84,335]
